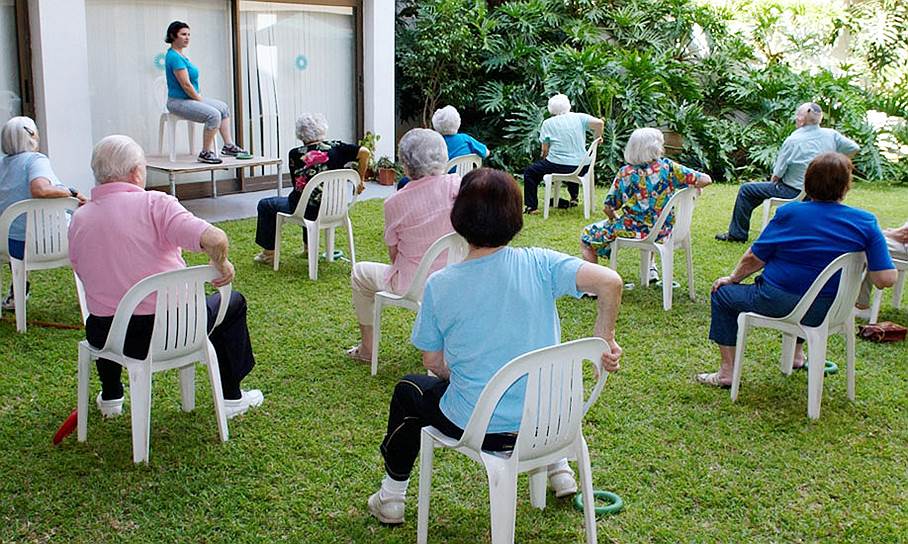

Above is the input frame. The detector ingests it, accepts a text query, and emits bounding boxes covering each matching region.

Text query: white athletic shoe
[368,491,405,525]
[96,392,124,418]
[224,389,264,419]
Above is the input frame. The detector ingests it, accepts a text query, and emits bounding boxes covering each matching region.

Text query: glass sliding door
[239,1,357,175]
[85,0,234,185]
[0,0,21,126]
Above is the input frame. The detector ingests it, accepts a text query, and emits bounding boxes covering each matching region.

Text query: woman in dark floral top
[254,113,369,264]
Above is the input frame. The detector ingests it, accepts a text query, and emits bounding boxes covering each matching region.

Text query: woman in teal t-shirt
[163,21,245,164]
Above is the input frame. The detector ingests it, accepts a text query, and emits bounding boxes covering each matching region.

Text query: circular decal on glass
[295,55,308,71]
[154,53,166,71]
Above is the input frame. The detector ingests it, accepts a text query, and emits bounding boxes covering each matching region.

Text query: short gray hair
[91,135,146,185]
[624,128,664,165]
[1,116,40,155]
[295,113,328,143]
[431,106,461,136]
[398,128,448,180]
[797,102,823,125]
[547,94,571,116]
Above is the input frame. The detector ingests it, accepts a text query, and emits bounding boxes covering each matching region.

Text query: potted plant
[660,128,684,157]
[359,131,381,180]
[376,157,397,186]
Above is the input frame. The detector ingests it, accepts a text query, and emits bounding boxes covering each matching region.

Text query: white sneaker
[648,265,660,285]
[1,289,27,310]
[96,392,124,418]
[368,491,405,524]
[548,466,578,498]
[224,389,264,419]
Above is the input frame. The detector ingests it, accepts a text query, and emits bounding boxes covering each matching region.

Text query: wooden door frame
[14,0,34,119]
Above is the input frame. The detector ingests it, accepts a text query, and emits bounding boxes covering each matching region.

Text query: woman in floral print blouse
[580,128,711,271]
[253,113,370,264]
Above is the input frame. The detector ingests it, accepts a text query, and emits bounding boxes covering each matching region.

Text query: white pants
[351,262,392,325]
[858,237,908,306]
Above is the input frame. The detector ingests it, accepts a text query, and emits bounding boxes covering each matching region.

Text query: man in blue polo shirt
[715,103,860,242]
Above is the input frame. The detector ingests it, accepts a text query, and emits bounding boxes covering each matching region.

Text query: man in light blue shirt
[716,103,860,242]
[522,94,604,213]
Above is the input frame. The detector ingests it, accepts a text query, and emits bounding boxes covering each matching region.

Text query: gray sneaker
[221,144,246,156]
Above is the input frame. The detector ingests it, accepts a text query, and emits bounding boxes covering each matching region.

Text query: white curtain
[0,0,21,127]
[240,2,356,174]
[85,0,233,182]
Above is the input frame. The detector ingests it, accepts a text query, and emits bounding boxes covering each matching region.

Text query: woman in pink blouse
[346,128,459,363]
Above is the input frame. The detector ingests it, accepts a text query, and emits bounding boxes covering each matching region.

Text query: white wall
[28,0,95,192]
[363,0,395,160]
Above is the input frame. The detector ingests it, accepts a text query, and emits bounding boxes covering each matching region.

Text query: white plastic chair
[0,197,88,332]
[760,188,806,231]
[730,252,867,420]
[417,337,611,544]
[154,76,218,162]
[370,232,468,376]
[446,154,482,177]
[273,169,360,279]
[76,265,232,464]
[609,187,698,311]
[868,257,908,324]
[542,137,601,220]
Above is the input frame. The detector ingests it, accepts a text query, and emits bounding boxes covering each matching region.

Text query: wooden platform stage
[146,154,283,198]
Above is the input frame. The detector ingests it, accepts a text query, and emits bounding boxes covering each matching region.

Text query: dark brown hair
[451,168,523,247]
[165,21,189,44]
[804,152,852,202]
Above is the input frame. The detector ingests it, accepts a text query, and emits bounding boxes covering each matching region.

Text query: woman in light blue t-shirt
[0,116,85,309]
[163,21,245,164]
[366,168,623,526]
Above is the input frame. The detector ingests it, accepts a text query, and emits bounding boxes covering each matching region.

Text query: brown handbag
[857,321,908,343]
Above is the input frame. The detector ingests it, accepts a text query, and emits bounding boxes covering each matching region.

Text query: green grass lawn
[1,182,906,543]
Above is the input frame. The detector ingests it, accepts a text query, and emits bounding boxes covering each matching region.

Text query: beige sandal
[696,372,731,389]
[345,345,371,363]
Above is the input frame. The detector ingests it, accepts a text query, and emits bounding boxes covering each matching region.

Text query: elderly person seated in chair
[0,116,86,310]
[253,113,370,265]
[522,93,604,214]
[346,128,460,363]
[69,135,263,418]
[397,105,490,190]
[715,102,860,242]
[579,128,711,282]
[366,168,623,525]
[698,153,896,388]
[857,218,908,312]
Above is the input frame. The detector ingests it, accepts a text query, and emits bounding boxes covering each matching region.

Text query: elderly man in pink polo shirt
[345,128,459,363]
[69,135,263,419]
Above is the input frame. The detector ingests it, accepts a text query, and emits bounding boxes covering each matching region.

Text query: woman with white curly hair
[346,128,459,363]
[253,113,370,264]
[398,106,490,190]
[580,128,711,269]
[522,93,604,214]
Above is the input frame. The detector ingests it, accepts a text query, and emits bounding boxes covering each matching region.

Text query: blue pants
[709,276,834,346]
[7,238,24,260]
[522,159,585,210]
[254,195,319,250]
[727,181,800,240]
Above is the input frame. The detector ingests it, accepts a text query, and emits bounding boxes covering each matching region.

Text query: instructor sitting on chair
[163,20,245,164]
[715,103,859,242]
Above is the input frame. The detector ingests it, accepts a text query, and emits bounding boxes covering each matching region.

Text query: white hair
[1,116,40,155]
[295,113,328,143]
[624,128,665,165]
[431,106,461,136]
[91,135,146,185]
[547,94,571,116]
[398,128,448,180]
[797,102,823,125]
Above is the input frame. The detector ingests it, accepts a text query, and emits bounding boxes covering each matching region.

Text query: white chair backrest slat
[401,232,469,301]
[295,169,359,224]
[103,266,230,363]
[646,187,697,243]
[0,197,78,267]
[784,252,866,326]
[446,154,482,177]
[153,76,168,114]
[457,338,609,460]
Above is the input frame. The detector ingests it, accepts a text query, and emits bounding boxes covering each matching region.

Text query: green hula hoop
[572,490,624,516]
[804,360,839,375]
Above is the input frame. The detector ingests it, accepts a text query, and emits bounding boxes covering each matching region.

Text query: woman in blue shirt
[367,168,623,525]
[0,116,85,309]
[698,152,897,388]
[164,21,245,164]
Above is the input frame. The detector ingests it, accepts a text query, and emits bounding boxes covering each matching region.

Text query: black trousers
[85,291,255,401]
[380,375,517,481]
[522,159,587,209]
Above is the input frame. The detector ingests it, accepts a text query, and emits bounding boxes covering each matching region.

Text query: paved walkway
[183,181,395,223]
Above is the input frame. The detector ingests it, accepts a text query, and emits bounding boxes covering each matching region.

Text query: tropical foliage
[395,0,908,183]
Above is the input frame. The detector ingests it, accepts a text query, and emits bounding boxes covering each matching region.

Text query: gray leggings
[166,97,229,130]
